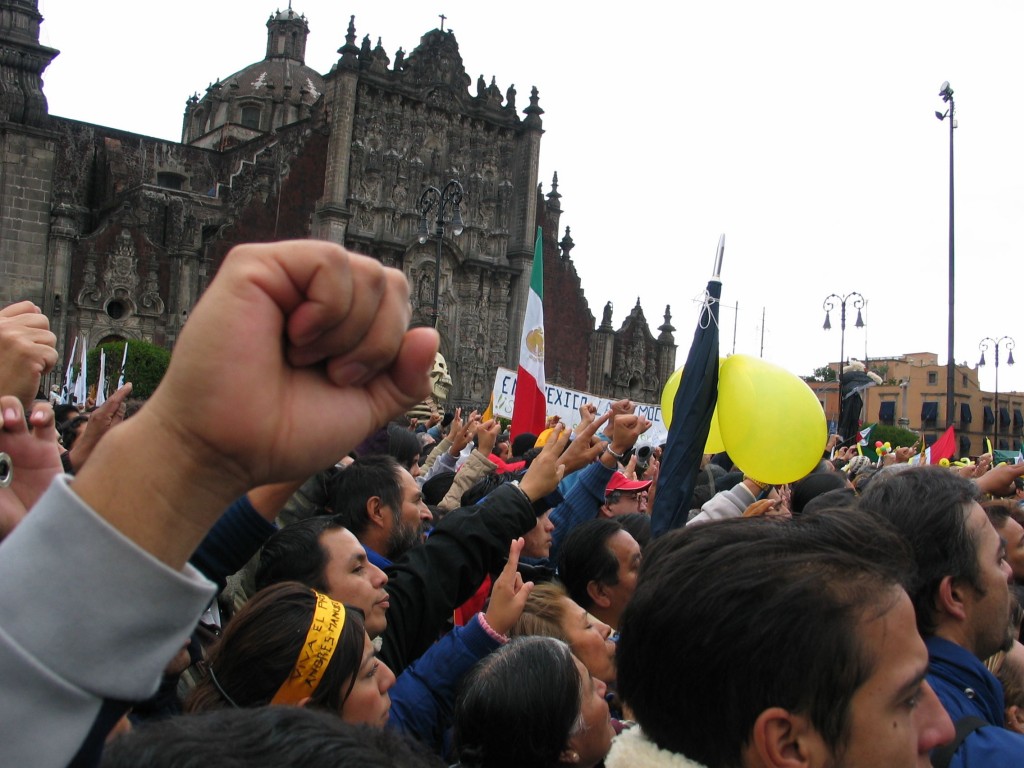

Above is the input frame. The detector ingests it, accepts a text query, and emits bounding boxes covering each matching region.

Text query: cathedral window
[240,105,261,130]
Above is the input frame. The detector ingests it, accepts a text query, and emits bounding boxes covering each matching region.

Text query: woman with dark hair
[453,636,613,768]
[186,582,390,725]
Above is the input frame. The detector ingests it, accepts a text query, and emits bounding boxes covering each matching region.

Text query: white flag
[74,341,88,407]
[96,349,107,406]
[61,336,78,405]
[117,342,128,389]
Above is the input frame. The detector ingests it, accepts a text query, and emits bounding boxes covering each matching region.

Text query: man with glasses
[601,472,651,517]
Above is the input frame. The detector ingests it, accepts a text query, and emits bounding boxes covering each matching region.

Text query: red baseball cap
[605,472,652,497]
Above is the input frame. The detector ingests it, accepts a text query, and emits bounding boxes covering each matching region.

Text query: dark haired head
[185,582,367,715]
[421,470,455,507]
[454,636,582,768]
[255,516,342,593]
[461,471,552,515]
[617,513,911,765]
[511,433,538,458]
[461,472,516,508]
[616,513,652,549]
[790,471,849,515]
[800,487,858,516]
[558,519,623,611]
[61,414,89,450]
[856,465,981,636]
[387,424,422,471]
[100,707,442,768]
[983,497,1017,530]
[53,403,80,429]
[332,456,404,539]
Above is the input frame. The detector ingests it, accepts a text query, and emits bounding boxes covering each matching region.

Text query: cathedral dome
[182,7,324,148]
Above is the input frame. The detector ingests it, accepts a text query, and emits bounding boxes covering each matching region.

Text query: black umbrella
[650,235,723,536]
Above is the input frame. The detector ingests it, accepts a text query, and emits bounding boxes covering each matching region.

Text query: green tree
[869,424,921,450]
[812,365,836,382]
[87,339,170,399]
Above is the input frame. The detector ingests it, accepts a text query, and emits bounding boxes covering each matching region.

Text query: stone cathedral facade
[0,2,676,408]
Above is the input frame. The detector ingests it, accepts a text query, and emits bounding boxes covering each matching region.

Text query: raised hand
[73,240,439,568]
[484,537,534,636]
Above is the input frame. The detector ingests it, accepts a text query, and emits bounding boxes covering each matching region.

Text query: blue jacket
[390,613,501,751]
[926,635,1024,766]
[549,460,614,564]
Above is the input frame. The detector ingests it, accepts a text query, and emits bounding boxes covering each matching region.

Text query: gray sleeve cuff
[0,474,216,700]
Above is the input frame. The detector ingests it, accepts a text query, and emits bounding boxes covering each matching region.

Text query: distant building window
[960,403,972,425]
[921,401,939,429]
[156,172,184,190]
[240,105,261,129]
[984,406,995,427]
[879,401,896,425]
[962,374,969,387]
[105,300,126,320]
[927,371,937,385]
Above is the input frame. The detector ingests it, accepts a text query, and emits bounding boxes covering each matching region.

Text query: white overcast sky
[36,0,1024,392]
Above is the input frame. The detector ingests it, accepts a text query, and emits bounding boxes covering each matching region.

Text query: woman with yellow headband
[187,583,392,725]
[188,537,534,751]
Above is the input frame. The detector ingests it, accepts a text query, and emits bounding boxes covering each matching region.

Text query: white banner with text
[491,367,667,445]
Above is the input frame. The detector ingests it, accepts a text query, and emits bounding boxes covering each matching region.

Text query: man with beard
[333,455,432,568]
[859,466,1024,766]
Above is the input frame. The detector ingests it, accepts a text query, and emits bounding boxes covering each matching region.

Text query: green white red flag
[511,227,546,438]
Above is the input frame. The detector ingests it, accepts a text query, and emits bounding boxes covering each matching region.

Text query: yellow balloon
[705,407,726,454]
[717,355,827,484]
[661,367,683,427]
[661,362,725,454]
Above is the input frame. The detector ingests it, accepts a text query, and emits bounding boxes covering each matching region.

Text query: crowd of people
[2,239,1024,767]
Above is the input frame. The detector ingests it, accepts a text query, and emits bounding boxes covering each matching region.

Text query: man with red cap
[601,472,652,517]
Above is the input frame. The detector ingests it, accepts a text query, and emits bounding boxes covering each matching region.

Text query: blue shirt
[926,635,1024,766]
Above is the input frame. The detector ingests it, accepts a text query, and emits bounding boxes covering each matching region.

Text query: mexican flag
[511,227,546,438]
[909,425,956,465]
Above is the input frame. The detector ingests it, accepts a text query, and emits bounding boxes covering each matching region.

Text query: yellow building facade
[808,352,1024,457]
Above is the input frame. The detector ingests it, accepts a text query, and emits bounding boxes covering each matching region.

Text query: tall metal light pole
[978,336,1015,450]
[417,180,465,328]
[822,291,865,436]
[936,82,956,427]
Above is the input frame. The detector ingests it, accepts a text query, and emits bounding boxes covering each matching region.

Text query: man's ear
[748,707,823,768]
[598,505,613,519]
[1006,704,1024,734]
[586,580,611,610]
[367,496,387,529]
[936,574,969,622]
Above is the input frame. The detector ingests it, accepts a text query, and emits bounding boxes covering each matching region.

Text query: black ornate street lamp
[978,335,1015,449]
[823,291,866,437]
[936,82,956,427]
[417,180,465,329]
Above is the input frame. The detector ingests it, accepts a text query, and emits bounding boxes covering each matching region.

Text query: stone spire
[0,0,58,125]
[266,6,309,63]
